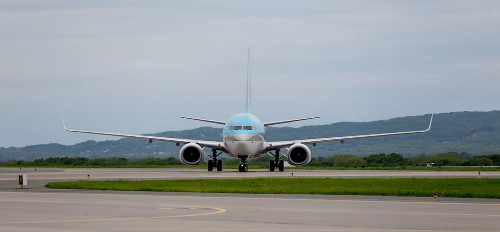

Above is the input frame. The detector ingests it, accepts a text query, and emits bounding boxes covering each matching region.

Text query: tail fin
[246,47,252,114]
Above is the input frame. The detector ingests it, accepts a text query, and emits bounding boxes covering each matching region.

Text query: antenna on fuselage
[246,47,252,114]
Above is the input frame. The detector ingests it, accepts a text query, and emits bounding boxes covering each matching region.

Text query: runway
[2,167,498,181]
[1,168,499,231]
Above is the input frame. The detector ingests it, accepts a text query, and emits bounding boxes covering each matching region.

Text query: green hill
[1,111,499,161]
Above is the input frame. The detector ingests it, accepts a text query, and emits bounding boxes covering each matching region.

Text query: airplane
[61,49,433,172]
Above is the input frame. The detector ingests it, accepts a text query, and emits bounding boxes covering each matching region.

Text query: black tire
[208,160,213,171]
[269,160,275,172]
[279,160,284,172]
[238,164,244,172]
[243,164,248,172]
[217,160,222,171]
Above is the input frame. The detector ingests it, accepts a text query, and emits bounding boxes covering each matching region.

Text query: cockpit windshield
[230,125,256,131]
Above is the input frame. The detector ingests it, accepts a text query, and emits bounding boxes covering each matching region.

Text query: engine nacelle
[179,143,204,165]
[286,143,311,166]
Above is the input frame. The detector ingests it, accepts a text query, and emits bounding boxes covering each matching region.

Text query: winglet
[59,106,70,131]
[425,113,434,132]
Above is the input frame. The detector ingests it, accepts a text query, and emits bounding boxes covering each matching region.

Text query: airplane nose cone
[224,134,264,157]
[232,134,252,141]
[235,142,249,153]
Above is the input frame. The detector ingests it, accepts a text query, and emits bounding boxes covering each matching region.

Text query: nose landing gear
[239,163,248,172]
[238,156,248,172]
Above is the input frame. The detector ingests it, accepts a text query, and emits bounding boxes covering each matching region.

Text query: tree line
[1,153,499,167]
[1,157,183,167]
[309,153,500,167]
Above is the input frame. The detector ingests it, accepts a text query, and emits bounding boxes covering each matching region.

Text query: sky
[1,0,499,147]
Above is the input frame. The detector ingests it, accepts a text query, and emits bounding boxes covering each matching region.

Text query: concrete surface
[0,168,499,231]
[1,167,497,182]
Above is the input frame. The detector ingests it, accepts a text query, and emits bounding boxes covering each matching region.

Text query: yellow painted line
[0,198,159,207]
[0,197,217,214]
[228,205,500,217]
[3,195,498,218]
[89,193,500,207]
[0,207,226,225]
[0,228,385,232]
[0,217,146,225]
[151,207,226,219]
[2,191,499,207]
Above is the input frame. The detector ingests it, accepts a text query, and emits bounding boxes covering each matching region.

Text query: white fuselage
[222,113,266,158]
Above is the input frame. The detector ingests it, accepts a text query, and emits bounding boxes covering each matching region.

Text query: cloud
[0,0,500,147]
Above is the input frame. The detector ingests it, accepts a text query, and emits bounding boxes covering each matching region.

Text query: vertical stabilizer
[246,47,252,114]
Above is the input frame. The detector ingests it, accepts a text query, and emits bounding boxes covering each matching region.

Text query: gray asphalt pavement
[0,168,499,231]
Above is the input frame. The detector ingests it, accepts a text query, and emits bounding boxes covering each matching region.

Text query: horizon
[3,110,496,148]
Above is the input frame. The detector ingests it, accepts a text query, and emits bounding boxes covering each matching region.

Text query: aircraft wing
[60,112,225,150]
[263,116,320,126]
[178,116,226,125]
[265,113,433,151]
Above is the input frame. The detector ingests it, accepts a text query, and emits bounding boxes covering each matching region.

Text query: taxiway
[0,168,498,231]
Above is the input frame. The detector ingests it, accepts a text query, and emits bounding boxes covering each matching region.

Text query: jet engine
[179,143,204,165]
[286,143,311,166]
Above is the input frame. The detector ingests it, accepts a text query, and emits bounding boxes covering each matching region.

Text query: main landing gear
[269,149,284,172]
[238,156,248,172]
[207,149,222,171]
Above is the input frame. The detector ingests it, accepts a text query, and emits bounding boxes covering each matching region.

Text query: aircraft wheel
[269,160,275,172]
[217,160,223,171]
[207,160,213,171]
[239,164,248,172]
[278,160,284,172]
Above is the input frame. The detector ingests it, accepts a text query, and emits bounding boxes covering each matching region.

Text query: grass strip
[46,178,500,198]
